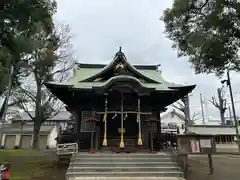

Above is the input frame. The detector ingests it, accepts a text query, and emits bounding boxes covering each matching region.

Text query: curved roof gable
[80,48,159,83]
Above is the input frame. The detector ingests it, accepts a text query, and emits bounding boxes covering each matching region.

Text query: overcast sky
[55,0,240,124]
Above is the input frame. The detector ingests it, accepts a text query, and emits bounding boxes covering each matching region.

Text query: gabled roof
[79,48,159,83]
[77,63,158,70]
[49,49,195,91]
[46,48,195,91]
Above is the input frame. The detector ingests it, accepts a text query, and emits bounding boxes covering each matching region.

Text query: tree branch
[8,99,27,107]
[191,0,209,10]
[209,96,220,108]
[191,112,201,122]
[11,93,34,120]
[15,87,36,103]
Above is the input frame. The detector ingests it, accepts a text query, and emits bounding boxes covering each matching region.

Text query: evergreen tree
[163,0,240,76]
[0,0,57,94]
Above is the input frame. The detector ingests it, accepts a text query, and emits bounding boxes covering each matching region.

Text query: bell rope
[102,97,108,146]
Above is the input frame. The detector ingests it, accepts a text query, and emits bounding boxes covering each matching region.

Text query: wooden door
[20,135,32,149]
[39,135,48,149]
[5,135,16,149]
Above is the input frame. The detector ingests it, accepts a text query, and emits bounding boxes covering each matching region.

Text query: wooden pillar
[156,110,161,133]
[143,122,149,149]
[208,154,214,174]
[156,110,161,151]
[183,155,189,177]
[75,110,81,151]
[95,123,100,150]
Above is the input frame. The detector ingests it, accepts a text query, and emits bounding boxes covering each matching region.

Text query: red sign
[88,117,97,121]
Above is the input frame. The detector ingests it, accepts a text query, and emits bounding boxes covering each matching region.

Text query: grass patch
[0,149,68,180]
[0,149,33,156]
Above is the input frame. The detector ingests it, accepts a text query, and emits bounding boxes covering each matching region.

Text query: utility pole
[221,70,240,151]
[200,93,205,125]
[204,96,210,122]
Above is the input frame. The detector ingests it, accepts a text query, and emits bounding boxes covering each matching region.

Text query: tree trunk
[32,72,42,149]
[220,111,225,126]
[32,121,41,149]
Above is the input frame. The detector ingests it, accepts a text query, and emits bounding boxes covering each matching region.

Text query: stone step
[73,157,174,163]
[72,155,174,160]
[67,166,181,172]
[75,153,173,158]
[73,156,173,160]
[66,171,184,178]
[72,177,186,180]
[69,161,179,167]
[66,152,183,180]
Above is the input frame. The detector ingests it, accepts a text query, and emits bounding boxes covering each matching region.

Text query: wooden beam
[96,111,152,115]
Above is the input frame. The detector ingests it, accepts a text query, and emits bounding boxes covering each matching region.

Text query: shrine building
[45,48,196,152]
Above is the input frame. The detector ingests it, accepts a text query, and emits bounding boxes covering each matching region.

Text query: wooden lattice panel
[80,111,96,132]
[147,122,158,133]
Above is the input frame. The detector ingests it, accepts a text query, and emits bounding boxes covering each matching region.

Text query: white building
[0,110,71,149]
[161,108,239,152]
[1,124,58,149]
[9,111,71,130]
[160,108,185,134]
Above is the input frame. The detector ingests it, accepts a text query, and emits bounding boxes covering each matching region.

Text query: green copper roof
[65,66,181,89]
[46,49,195,92]
[67,67,101,84]
[53,66,183,91]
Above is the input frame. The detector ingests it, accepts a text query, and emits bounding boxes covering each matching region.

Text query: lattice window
[80,111,96,132]
[147,122,157,132]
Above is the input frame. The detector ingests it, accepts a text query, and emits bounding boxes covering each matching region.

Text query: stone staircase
[66,152,184,180]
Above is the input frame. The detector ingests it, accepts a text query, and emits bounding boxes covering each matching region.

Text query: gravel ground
[183,155,240,180]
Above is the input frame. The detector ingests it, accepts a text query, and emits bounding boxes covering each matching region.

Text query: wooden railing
[56,142,78,156]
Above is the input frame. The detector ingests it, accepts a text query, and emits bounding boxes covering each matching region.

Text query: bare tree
[209,87,227,125]
[172,95,200,132]
[11,24,75,149]
[190,112,201,124]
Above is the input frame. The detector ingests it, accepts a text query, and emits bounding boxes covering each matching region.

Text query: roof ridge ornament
[119,46,122,52]
[114,46,127,74]
[115,61,126,73]
[115,46,124,59]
